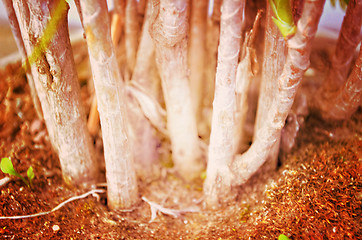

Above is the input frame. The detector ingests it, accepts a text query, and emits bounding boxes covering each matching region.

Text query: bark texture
[2,0,43,120]
[150,0,203,180]
[232,0,326,186]
[253,5,287,170]
[132,1,159,97]
[204,0,246,207]
[129,1,160,175]
[317,47,362,120]
[314,0,362,116]
[12,0,98,186]
[79,0,138,209]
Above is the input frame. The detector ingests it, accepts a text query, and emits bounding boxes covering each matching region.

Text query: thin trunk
[125,0,140,77]
[113,0,126,45]
[314,0,362,113]
[189,0,208,126]
[2,0,43,120]
[79,0,138,209]
[232,0,325,186]
[317,47,362,120]
[132,1,159,98]
[150,0,203,180]
[253,5,287,170]
[87,13,123,137]
[202,0,222,138]
[128,1,161,176]
[137,0,147,15]
[204,0,245,207]
[12,0,98,186]
[87,96,99,136]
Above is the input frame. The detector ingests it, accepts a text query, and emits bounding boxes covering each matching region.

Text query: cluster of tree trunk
[3,0,361,210]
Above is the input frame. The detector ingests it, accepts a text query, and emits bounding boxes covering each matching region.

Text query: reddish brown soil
[0,60,361,239]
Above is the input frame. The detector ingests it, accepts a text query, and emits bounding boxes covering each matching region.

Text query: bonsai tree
[4,0,360,213]
[204,0,326,207]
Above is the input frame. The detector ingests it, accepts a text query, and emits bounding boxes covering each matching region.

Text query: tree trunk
[129,1,161,176]
[2,0,43,121]
[317,47,362,120]
[314,0,362,115]
[150,0,203,180]
[204,0,246,207]
[125,0,140,77]
[79,0,138,209]
[232,0,326,186]
[189,0,208,126]
[203,0,222,139]
[253,5,287,171]
[132,0,159,98]
[12,0,98,187]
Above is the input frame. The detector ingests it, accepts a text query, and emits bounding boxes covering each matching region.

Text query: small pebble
[52,225,60,232]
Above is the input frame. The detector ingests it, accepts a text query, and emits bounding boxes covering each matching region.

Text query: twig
[0,189,105,220]
[142,196,199,223]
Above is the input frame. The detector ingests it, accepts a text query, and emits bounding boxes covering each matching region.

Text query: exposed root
[142,196,199,223]
[0,189,105,220]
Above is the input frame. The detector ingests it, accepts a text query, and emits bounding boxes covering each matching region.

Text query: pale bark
[129,1,160,175]
[12,0,98,186]
[87,13,123,137]
[132,1,159,97]
[203,0,222,138]
[150,0,203,180]
[231,0,325,185]
[204,0,246,207]
[253,5,287,170]
[2,0,43,120]
[79,0,138,209]
[317,47,362,120]
[125,0,140,76]
[204,0,325,207]
[314,0,362,115]
[189,0,208,125]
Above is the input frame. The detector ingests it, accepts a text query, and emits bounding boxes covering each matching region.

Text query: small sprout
[270,0,296,39]
[278,234,291,240]
[1,157,34,188]
[27,166,35,188]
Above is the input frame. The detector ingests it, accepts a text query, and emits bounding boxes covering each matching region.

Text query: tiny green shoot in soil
[1,157,34,188]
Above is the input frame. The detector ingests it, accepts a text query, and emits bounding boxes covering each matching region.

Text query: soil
[0,41,361,239]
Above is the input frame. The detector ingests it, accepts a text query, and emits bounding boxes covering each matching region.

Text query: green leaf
[278,234,291,240]
[1,158,20,177]
[1,157,30,187]
[27,166,35,187]
[270,0,296,39]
